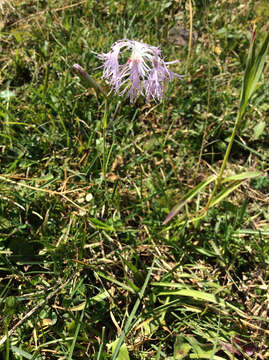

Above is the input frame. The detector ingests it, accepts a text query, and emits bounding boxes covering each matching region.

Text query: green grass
[0,0,269,359]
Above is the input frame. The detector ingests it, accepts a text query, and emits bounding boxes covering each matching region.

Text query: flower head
[97,39,182,103]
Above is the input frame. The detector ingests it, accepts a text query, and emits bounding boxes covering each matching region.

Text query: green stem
[205,111,242,210]
[102,100,109,184]
[5,322,10,360]
[186,0,193,73]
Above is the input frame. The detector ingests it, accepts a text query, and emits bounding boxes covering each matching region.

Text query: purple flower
[97,39,183,103]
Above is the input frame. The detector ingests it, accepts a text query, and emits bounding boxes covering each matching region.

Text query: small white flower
[97,39,182,103]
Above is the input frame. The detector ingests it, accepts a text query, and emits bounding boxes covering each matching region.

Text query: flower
[97,39,182,103]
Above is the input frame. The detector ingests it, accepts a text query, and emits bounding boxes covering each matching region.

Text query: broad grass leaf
[95,271,136,294]
[221,171,260,183]
[69,302,86,311]
[239,32,269,122]
[157,288,221,303]
[208,180,245,208]
[110,340,130,360]
[186,337,226,360]
[155,287,246,317]
[163,175,216,225]
[88,217,115,231]
[174,335,191,359]
[189,354,227,359]
[10,346,33,359]
[89,289,111,304]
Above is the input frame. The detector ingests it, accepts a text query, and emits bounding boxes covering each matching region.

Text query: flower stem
[186,0,193,72]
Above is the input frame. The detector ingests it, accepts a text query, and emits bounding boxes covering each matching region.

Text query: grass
[0,0,269,359]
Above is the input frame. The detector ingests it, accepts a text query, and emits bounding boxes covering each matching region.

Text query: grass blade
[10,345,38,359]
[155,288,246,318]
[208,180,244,208]
[111,259,155,360]
[95,271,136,294]
[239,31,269,121]
[221,171,260,183]
[96,327,106,360]
[67,301,86,360]
[163,175,216,225]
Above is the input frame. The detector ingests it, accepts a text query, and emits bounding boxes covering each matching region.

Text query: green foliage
[165,30,269,224]
[239,31,269,126]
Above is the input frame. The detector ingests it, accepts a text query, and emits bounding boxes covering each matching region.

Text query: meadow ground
[0,0,269,359]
